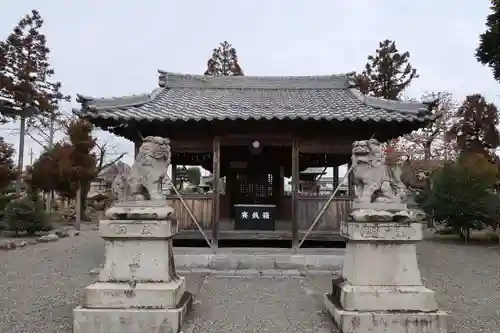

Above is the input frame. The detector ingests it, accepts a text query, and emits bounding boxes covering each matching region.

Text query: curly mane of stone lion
[128,136,170,199]
[112,136,171,201]
[351,139,405,204]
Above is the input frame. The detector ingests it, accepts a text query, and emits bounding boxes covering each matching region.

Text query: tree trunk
[424,141,432,161]
[463,228,470,244]
[15,116,26,196]
[81,181,91,220]
[75,184,81,231]
[459,228,465,240]
[497,225,500,245]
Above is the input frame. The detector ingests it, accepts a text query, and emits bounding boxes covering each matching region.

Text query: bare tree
[26,110,73,152]
[94,140,127,176]
[397,92,458,161]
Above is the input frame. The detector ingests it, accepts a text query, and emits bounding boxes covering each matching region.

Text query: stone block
[100,219,178,239]
[337,282,438,311]
[342,242,423,286]
[281,269,301,277]
[237,255,275,269]
[259,269,283,277]
[305,254,344,270]
[73,291,192,333]
[234,269,260,277]
[209,254,239,270]
[37,234,59,242]
[177,254,211,269]
[351,202,408,212]
[340,221,423,241]
[84,278,186,309]
[273,254,305,269]
[104,200,176,221]
[325,293,449,333]
[99,239,176,282]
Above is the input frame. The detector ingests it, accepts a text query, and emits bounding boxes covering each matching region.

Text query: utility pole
[29,148,34,166]
[15,115,26,196]
[46,113,56,212]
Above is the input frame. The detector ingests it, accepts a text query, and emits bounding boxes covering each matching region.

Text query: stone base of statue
[73,200,193,333]
[324,208,449,333]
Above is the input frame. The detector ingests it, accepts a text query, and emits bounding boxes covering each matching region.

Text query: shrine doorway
[229,166,280,217]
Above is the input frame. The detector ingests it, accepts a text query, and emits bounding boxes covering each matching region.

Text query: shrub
[0,185,18,228]
[418,153,498,241]
[4,195,52,235]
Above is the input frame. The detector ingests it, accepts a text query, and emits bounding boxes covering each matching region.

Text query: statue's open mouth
[353,149,370,155]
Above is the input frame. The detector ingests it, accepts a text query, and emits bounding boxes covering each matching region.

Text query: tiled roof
[75,71,431,123]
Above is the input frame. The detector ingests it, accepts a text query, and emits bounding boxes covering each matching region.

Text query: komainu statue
[351,138,406,206]
[111,136,171,201]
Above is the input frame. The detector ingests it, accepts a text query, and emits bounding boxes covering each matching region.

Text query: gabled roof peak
[157,70,357,90]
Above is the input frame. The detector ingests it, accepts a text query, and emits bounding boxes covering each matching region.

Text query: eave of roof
[73,71,431,123]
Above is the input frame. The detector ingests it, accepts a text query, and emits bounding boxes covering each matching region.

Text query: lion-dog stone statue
[112,136,171,201]
[349,138,414,222]
[106,136,174,220]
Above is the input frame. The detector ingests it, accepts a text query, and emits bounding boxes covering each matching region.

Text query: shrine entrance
[228,156,282,230]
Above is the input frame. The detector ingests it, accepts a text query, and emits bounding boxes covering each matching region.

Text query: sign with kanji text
[234,204,276,230]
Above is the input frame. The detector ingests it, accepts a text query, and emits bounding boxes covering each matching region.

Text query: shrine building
[74,71,431,247]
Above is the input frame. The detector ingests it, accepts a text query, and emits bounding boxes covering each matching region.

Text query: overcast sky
[1,0,498,172]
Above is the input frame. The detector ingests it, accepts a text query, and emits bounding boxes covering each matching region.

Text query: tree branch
[26,130,48,150]
[98,153,126,173]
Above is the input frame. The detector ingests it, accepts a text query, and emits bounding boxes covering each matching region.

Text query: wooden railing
[165,195,213,230]
[296,196,353,231]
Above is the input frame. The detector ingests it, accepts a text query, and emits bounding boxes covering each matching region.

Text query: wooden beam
[291,139,300,248]
[170,139,212,153]
[211,136,221,247]
[219,134,294,147]
[298,140,352,154]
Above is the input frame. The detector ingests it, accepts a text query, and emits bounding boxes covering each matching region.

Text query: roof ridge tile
[348,88,427,114]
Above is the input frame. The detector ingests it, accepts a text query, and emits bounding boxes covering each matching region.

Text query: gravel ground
[0,228,104,333]
[1,228,499,333]
[417,239,500,333]
[186,276,336,333]
[306,239,500,333]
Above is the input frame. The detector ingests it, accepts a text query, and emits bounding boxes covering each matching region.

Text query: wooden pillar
[171,162,177,189]
[211,137,221,247]
[333,166,339,194]
[347,161,354,196]
[134,139,141,159]
[291,139,300,248]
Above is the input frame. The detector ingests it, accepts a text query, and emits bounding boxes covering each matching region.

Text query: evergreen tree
[476,0,500,82]
[0,137,17,189]
[355,39,418,100]
[204,41,244,76]
[0,10,70,194]
[448,94,500,158]
[0,46,13,124]
[186,167,201,186]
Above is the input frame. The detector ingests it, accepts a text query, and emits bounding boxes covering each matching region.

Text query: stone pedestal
[324,214,449,333]
[73,201,193,333]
